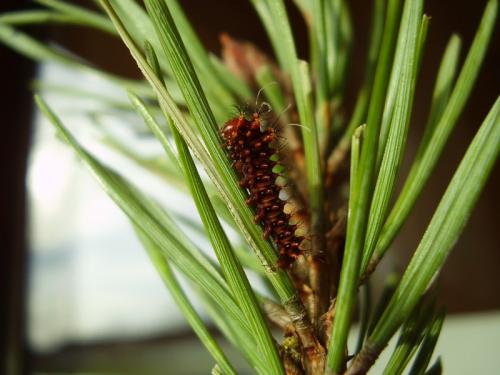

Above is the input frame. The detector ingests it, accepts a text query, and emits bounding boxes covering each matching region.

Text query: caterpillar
[221,105,303,268]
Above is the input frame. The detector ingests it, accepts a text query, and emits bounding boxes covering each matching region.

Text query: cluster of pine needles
[1,0,498,374]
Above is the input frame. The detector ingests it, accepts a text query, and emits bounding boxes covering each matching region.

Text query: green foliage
[3,0,497,373]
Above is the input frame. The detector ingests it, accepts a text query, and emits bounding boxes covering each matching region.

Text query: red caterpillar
[221,106,303,268]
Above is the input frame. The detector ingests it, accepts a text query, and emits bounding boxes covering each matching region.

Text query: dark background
[1,0,498,373]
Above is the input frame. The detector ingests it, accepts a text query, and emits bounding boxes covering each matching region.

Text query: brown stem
[319,298,336,347]
[307,165,330,330]
[308,250,331,328]
[283,354,305,375]
[284,294,326,374]
[308,192,331,327]
[343,342,380,375]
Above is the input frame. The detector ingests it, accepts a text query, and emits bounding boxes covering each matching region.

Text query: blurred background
[1,0,498,374]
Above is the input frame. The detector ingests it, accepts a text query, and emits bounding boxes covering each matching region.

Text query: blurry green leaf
[164,0,243,109]
[423,357,442,375]
[371,0,498,268]
[136,228,237,375]
[198,288,268,374]
[128,93,180,172]
[408,311,445,375]
[376,14,429,165]
[419,35,462,151]
[0,22,152,97]
[0,10,105,29]
[35,0,115,34]
[361,6,425,274]
[249,0,287,69]
[336,0,385,144]
[382,297,436,375]
[369,96,499,354]
[35,95,259,343]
